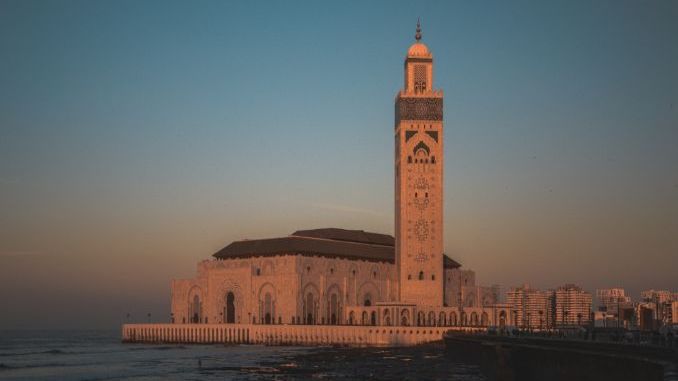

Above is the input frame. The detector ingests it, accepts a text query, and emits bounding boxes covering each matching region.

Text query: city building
[554,284,592,327]
[638,303,656,331]
[640,289,678,326]
[594,288,632,328]
[596,288,631,314]
[157,22,512,344]
[641,289,675,304]
[506,284,553,329]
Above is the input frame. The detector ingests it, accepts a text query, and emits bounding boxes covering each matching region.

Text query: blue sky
[0,0,676,328]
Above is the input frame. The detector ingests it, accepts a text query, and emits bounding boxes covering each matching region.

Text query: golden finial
[415,18,422,41]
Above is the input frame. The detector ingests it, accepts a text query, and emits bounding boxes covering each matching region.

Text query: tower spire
[415,18,422,41]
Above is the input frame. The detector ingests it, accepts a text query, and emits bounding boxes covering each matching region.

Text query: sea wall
[445,334,678,381]
[122,324,482,346]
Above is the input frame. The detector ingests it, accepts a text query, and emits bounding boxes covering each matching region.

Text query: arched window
[256,268,261,276]
[372,271,377,279]
[431,156,436,164]
[499,311,507,328]
[305,292,315,324]
[408,274,412,280]
[449,311,457,326]
[418,311,425,326]
[264,292,273,324]
[401,309,410,326]
[419,271,424,280]
[329,293,339,325]
[408,156,412,163]
[431,274,435,281]
[190,295,201,324]
[471,312,479,326]
[363,293,372,307]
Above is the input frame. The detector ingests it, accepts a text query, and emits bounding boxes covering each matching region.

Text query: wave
[0,349,68,357]
[0,345,187,358]
[0,362,70,371]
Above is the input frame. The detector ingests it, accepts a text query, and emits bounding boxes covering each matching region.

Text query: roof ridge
[286,234,394,247]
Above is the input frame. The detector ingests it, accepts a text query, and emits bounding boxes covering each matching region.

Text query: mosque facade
[169,23,508,332]
[123,24,513,345]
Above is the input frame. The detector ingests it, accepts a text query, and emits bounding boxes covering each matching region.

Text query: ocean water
[0,330,485,380]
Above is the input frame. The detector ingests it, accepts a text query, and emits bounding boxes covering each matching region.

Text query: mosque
[124,23,512,345]
[168,22,508,332]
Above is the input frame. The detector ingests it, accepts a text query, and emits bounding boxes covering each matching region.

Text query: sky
[1,0,676,329]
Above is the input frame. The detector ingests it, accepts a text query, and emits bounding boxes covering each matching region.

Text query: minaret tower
[395,20,444,306]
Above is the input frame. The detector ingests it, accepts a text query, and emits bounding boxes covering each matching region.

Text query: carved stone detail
[396,97,443,123]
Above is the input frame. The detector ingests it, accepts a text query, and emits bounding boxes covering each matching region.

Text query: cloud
[309,202,386,217]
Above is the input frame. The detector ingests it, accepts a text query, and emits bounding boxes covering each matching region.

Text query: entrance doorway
[226,292,235,323]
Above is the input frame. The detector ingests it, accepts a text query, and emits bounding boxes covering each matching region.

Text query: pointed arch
[449,311,457,326]
[481,312,489,326]
[187,286,203,324]
[325,283,342,325]
[413,141,430,156]
[258,282,277,325]
[471,312,479,326]
[218,279,244,324]
[401,309,410,326]
[302,283,320,325]
[358,281,380,306]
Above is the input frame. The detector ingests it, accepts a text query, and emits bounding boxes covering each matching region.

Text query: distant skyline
[1,0,677,329]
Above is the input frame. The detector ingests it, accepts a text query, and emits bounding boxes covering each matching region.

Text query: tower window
[408,156,412,164]
[431,274,435,281]
[419,271,424,280]
[408,274,412,280]
[414,65,427,94]
[431,156,436,164]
